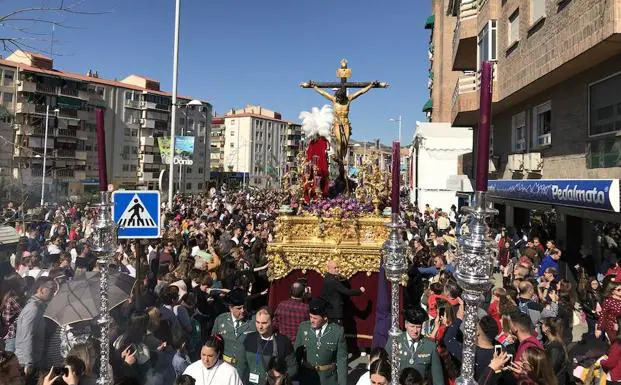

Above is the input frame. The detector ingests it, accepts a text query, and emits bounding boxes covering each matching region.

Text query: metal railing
[36,83,56,94]
[55,149,76,158]
[59,87,79,97]
[56,129,77,137]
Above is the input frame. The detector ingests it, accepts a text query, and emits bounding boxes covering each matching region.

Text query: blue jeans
[4,337,15,352]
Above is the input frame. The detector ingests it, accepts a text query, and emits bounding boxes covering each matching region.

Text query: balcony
[451,64,498,126]
[15,102,34,114]
[35,83,57,94]
[78,109,92,121]
[55,149,76,158]
[58,107,78,119]
[140,137,155,146]
[141,118,156,129]
[452,0,478,71]
[142,154,155,163]
[17,79,36,93]
[125,100,140,109]
[56,128,78,138]
[75,151,87,161]
[141,101,170,111]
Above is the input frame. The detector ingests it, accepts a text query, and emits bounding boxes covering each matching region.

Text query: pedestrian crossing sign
[112,190,161,239]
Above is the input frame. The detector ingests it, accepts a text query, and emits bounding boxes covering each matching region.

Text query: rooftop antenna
[50,24,54,57]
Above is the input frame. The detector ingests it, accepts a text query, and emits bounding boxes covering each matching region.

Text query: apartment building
[0,50,211,202]
[440,0,621,263]
[424,0,460,122]
[222,105,300,188]
[210,116,226,171]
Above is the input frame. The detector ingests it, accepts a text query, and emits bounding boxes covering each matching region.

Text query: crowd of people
[0,188,620,385]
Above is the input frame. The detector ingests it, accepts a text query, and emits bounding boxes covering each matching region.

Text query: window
[587,137,621,169]
[508,10,520,45]
[186,168,192,174]
[589,72,621,136]
[230,143,234,148]
[477,21,497,68]
[512,111,526,152]
[124,109,140,124]
[230,119,236,125]
[179,118,185,125]
[532,101,551,146]
[124,127,131,137]
[3,70,14,86]
[122,164,129,172]
[230,130,235,136]
[2,92,13,106]
[198,167,204,174]
[131,146,138,155]
[188,118,194,127]
[186,183,192,190]
[130,165,137,172]
[198,183,203,190]
[530,0,546,25]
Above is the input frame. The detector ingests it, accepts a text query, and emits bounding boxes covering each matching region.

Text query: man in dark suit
[320,260,365,325]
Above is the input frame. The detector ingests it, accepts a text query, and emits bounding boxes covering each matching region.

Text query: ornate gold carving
[267,214,390,281]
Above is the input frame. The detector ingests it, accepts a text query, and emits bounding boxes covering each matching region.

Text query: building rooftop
[0,51,210,105]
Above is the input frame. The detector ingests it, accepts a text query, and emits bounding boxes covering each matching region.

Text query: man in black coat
[320,260,365,325]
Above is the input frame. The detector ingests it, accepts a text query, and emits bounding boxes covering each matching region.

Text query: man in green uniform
[236,307,297,385]
[385,307,444,385]
[212,288,256,367]
[294,298,347,385]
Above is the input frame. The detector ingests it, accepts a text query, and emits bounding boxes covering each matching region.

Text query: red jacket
[487,301,502,331]
[515,336,544,362]
[601,341,621,381]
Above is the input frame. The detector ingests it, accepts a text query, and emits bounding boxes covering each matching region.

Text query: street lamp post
[41,106,59,207]
[168,0,181,210]
[177,100,203,195]
[389,116,402,143]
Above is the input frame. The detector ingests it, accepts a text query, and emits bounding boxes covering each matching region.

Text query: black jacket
[321,273,362,319]
[545,340,570,385]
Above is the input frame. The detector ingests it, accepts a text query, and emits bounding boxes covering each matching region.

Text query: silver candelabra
[88,191,118,385]
[455,191,498,385]
[383,213,408,385]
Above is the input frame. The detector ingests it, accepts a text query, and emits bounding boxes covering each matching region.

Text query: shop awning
[422,99,433,112]
[425,15,435,29]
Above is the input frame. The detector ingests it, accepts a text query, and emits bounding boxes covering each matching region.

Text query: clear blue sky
[1,0,432,143]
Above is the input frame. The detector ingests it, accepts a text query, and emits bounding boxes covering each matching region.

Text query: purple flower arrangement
[303,196,374,218]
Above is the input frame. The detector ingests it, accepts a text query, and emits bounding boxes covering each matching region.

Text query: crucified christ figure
[301,59,388,185]
[308,81,379,169]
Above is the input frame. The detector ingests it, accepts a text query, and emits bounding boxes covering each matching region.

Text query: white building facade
[223,105,294,188]
[410,122,473,212]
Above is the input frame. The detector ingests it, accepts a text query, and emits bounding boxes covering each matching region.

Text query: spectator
[355,348,388,385]
[14,277,56,377]
[1,273,25,352]
[509,312,543,362]
[273,279,310,344]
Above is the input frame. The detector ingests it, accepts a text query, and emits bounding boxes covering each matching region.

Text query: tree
[0,0,106,55]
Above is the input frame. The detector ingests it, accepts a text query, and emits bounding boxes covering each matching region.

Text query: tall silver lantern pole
[383,212,408,385]
[455,191,498,385]
[88,191,118,385]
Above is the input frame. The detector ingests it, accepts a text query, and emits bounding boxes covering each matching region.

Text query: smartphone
[127,344,137,355]
[506,354,513,365]
[52,367,69,377]
[494,345,503,356]
[438,308,445,318]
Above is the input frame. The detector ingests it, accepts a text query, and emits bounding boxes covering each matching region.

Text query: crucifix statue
[301,59,388,183]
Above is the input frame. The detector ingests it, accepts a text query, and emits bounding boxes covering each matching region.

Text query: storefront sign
[488,179,620,213]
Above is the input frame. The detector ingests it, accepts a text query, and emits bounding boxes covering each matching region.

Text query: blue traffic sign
[112,190,161,239]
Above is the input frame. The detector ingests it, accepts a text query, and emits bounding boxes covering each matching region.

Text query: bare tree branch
[0,0,107,55]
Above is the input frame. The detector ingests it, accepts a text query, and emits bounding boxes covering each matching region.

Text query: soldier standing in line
[385,307,444,385]
[294,298,347,385]
[212,288,256,368]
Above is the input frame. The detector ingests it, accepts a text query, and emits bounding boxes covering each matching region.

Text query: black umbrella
[45,271,135,326]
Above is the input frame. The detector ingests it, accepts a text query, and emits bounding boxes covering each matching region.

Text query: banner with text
[488,179,620,213]
[157,136,195,165]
